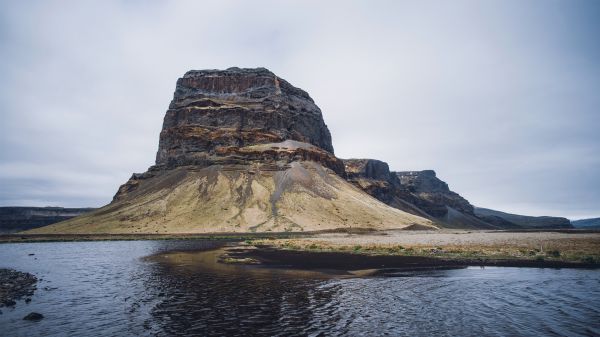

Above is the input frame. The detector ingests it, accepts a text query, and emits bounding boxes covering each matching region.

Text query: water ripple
[0,242,598,336]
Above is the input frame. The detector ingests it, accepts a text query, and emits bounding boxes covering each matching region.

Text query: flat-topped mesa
[155,67,338,172]
[29,68,435,234]
[345,159,397,182]
[395,170,450,194]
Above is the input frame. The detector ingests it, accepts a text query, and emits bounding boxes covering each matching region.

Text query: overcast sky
[1,0,598,219]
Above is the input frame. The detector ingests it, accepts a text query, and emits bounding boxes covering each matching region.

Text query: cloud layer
[1,0,598,219]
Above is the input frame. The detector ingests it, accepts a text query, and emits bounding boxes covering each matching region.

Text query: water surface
[0,240,598,336]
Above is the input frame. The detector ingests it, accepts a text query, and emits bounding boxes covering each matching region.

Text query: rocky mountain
[394,170,500,228]
[343,159,574,229]
[0,207,95,234]
[571,218,600,229]
[29,68,432,234]
[474,208,573,229]
[343,159,434,218]
[344,160,496,229]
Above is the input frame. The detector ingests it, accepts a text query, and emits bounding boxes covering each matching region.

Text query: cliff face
[395,170,474,218]
[343,159,431,218]
[155,68,336,169]
[0,207,95,233]
[343,159,573,229]
[344,160,491,228]
[29,68,432,234]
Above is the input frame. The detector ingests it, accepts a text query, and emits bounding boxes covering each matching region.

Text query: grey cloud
[0,0,598,219]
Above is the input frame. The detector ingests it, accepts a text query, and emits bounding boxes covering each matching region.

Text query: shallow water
[0,240,598,336]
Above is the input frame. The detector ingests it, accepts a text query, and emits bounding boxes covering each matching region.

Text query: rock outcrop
[395,170,476,219]
[0,269,37,308]
[0,207,95,234]
[155,67,338,170]
[343,159,432,218]
[343,159,574,229]
[29,68,432,234]
[344,160,494,228]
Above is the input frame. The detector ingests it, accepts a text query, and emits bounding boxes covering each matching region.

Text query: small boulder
[23,312,44,321]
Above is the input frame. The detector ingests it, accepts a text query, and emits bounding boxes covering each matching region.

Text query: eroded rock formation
[343,159,487,227]
[30,68,432,234]
[395,170,474,218]
[156,68,336,167]
[343,159,430,218]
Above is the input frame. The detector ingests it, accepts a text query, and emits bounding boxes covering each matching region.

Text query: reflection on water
[144,248,336,336]
[0,240,599,336]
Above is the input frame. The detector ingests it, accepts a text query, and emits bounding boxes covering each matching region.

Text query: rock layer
[344,159,489,228]
[395,170,475,218]
[343,159,430,218]
[156,68,335,169]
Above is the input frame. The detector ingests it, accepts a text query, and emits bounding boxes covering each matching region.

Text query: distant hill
[571,218,600,229]
[0,207,96,234]
[474,207,573,229]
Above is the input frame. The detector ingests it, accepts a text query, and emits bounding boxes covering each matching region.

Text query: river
[0,240,598,336]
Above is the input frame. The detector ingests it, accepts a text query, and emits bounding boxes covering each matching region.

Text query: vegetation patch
[250,236,600,266]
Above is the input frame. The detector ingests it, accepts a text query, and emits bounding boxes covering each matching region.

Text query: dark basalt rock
[343,160,573,229]
[345,159,395,182]
[343,159,432,219]
[396,170,449,193]
[344,160,497,228]
[0,269,37,308]
[395,170,475,217]
[156,67,335,167]
[23,312,44,321]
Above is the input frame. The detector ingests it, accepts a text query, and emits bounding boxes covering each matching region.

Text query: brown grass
[251,232,600,264]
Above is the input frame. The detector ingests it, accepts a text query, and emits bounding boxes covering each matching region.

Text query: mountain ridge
[343,158,573,229]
